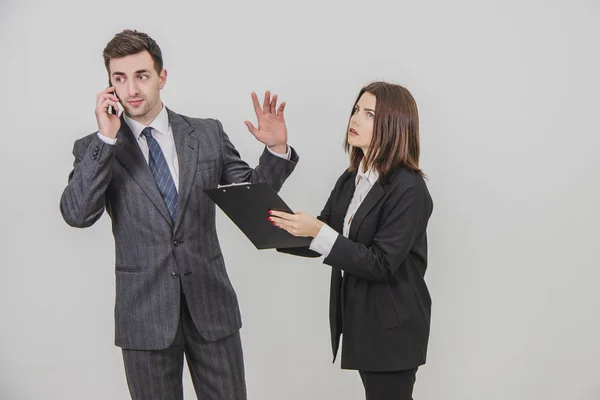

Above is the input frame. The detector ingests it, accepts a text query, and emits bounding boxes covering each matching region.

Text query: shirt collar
[123,104,170,139]
[356,162,379,186]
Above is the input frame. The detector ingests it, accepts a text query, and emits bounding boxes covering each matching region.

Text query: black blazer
[278,166,433,371]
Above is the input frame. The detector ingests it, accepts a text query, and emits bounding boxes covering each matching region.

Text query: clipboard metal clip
[217,182,251,192]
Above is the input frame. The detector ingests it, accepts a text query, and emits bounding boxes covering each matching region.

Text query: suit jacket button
[173,240,182,247]
[171,272,179,279]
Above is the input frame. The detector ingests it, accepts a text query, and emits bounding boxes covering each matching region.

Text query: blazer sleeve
[59,134,116,228]
[323,183,431,283]
[216,119,298,192]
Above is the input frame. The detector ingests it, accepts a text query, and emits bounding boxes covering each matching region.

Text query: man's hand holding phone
[95,86,121,139]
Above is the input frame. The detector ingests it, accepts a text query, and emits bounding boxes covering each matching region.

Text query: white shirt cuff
[97,132,117,145]
[267,145,291,160]
[309,224,338,258]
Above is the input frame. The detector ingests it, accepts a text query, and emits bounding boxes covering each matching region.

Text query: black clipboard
[204,182,312,249]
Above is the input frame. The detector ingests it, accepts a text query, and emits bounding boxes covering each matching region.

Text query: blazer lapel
[348,180,385,241]
[168,109,198,231]
[332,173,357,233]
[115,118,173,226]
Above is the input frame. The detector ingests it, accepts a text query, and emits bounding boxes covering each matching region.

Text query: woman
[269,82,433,400]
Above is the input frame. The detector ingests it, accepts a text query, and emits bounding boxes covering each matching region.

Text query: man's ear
[159,69,167,90]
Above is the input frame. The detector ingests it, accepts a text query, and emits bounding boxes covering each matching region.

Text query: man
[59,29,298,400]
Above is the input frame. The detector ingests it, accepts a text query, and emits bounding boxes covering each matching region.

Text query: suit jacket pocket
[206,252,223,263]
[115,265,141,272]
[197,160,216,171]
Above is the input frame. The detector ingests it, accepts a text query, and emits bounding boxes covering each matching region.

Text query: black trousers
[359,368,418,400]
[121,293,246,400]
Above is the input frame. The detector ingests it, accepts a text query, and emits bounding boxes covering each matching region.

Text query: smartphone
[108,79,118,115]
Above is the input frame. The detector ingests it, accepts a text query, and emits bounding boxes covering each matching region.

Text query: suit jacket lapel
[168,109,198,231]
[115,117,173,226]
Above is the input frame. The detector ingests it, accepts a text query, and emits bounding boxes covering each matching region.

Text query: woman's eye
[367,112,374,118]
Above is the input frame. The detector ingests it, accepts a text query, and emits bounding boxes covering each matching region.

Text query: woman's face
[347,92,376,154]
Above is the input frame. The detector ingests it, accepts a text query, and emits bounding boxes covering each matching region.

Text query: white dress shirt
[309,164,379,258]
[97,105,291,191]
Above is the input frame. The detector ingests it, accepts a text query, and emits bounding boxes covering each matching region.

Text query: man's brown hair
[102,29,163,75]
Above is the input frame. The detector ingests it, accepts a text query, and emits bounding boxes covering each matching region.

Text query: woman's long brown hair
[345,82,423,180]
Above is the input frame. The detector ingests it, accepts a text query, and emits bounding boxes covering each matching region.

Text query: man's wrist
[97,131,118,145]
[268,144,288,154]
[98,130,117,140]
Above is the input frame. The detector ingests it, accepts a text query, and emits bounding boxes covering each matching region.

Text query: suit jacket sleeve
[323,184,431,283]
[59,134,116,228]
[217,120,298,192]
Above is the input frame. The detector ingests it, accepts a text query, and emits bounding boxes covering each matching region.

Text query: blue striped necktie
[141,127,178,222]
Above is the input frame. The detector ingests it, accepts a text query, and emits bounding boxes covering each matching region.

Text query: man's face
[108,50,166,121]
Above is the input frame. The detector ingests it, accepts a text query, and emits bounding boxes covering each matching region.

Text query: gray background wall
[1,0,599,398]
